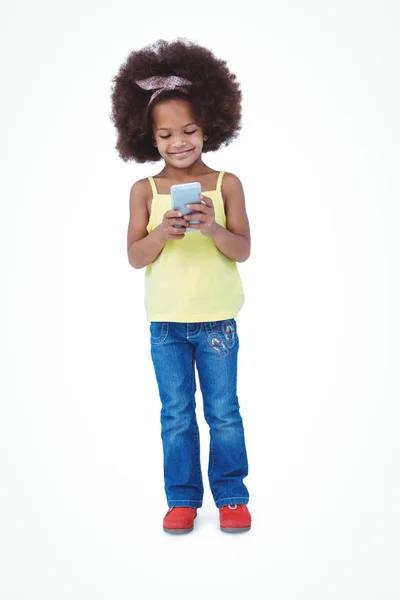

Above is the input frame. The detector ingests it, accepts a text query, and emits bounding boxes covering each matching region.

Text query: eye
[159,134,171,139]
[185,130,197,135]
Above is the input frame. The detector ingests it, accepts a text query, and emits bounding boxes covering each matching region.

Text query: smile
[169,149,194,157]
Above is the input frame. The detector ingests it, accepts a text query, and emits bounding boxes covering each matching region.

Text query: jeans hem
[167,500,203,508]
[215,497,249,508]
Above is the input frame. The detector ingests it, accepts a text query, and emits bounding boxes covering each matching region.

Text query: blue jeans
[150,319,249,508]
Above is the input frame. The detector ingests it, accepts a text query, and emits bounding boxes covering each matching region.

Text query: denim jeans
[150,319,249,508]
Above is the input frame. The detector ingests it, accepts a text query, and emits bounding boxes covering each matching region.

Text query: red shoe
[163,507,197,534]
[219,504,251,532]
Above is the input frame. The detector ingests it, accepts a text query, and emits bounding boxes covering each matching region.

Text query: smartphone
[171,182,201,232]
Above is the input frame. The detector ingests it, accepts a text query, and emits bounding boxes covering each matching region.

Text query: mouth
[168,149,194,157]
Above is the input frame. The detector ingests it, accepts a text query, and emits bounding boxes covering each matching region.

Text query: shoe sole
[220,525,251,533]
[163,525,194,534]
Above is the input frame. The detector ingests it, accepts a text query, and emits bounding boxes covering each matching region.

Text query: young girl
[110,39,252,534]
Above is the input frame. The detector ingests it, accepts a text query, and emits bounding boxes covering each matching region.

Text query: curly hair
[110,38,242,163]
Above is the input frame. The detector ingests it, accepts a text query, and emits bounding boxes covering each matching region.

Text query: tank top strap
[216,171,225,194]
[148,176,158,198]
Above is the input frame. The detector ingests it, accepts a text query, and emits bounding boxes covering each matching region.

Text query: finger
[170,228,186,236]
[183,211,202,220]
[186,197,214,212]
[185,202,207,213]
[184,210,210,219]
[186,206,213,218]
[184,222,200,229]
[183,213,202,225]
[199,194,213,207]
[169,218,187,227]
[164,209,183,219]
[186,216,209,227]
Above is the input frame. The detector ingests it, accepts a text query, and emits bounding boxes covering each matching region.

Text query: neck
[161,157,209,181]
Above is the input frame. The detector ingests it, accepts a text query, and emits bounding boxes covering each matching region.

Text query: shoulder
[220,172,245,204]
[129,177,153,211]
[219,171,250,240]
[221,172,244,194]
[130,177,152,197]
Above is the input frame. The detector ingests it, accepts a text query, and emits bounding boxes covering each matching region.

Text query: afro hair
[110,38,242,163]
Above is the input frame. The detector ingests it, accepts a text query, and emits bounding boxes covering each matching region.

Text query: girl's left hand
[184,194,217,238]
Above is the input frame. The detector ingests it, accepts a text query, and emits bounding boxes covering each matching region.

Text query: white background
[1,1,399,598]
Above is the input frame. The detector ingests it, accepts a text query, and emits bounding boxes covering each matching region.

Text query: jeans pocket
[150,322,169,345]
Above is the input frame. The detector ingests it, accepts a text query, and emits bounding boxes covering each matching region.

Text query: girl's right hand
[157,210,187,242]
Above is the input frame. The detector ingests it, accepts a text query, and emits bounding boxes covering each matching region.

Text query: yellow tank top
[144,171,245,322]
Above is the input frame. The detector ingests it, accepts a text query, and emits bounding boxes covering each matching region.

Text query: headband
[135,75,192,105]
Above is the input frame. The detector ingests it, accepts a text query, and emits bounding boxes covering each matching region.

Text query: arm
[127,179,188,269]
[211,172,251,262]
[184,172,251,262]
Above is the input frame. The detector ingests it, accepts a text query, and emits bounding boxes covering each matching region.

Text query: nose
[173,138,186,148]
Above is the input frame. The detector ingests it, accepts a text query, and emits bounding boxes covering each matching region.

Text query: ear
[203,135,208,141]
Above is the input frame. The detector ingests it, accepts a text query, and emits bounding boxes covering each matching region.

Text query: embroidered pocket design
[222,321,235,348]
[207,333,229,358]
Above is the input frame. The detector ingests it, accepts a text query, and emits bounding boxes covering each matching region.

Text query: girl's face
[151,98,206,168]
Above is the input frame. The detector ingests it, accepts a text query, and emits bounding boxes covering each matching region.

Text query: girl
[110,39,252,534]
